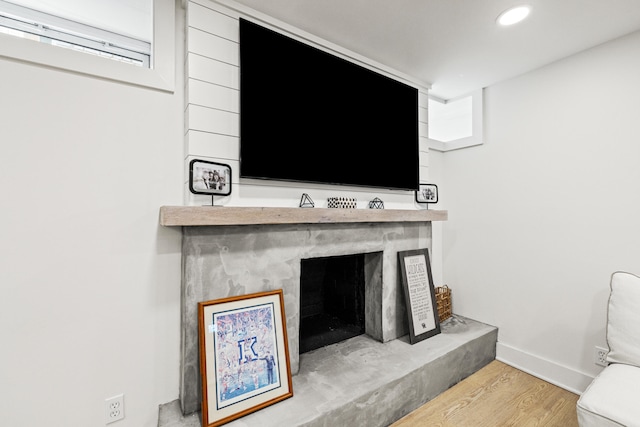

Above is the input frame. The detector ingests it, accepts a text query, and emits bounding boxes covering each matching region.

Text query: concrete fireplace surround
[158,207,498,426]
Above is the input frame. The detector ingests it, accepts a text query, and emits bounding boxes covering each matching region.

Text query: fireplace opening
[299,254,366,354]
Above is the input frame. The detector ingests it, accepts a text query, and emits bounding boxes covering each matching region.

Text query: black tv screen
[239,18,419,191]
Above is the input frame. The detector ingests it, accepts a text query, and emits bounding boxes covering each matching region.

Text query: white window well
[429,95,473,142]
[428,89,484,151]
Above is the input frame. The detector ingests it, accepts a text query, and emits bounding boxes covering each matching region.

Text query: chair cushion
[606,271,640,366]
[577,363,640,427]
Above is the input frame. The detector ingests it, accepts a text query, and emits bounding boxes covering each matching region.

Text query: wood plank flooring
[391,360,579,427]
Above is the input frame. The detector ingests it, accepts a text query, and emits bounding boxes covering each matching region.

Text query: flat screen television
[239,18,419,191]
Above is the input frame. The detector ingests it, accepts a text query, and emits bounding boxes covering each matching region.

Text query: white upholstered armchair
[577,271,640,426]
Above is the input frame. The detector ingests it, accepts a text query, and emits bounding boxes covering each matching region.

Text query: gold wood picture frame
[198,290,293,426]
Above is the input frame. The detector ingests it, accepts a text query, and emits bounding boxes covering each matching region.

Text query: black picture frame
[415,183,438,204]
[189,159,232,196]
[398,248,441,344]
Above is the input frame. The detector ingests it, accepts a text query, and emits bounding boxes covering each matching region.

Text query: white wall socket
[594,346,608,367]
[105,394,125,424]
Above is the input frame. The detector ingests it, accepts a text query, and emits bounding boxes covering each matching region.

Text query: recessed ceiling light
[497,5,531,26]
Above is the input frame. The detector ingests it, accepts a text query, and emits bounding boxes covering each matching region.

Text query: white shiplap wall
[185,0,431,208]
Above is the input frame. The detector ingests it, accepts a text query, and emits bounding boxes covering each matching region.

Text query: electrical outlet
[595,346,608,367]
[105,394,125,424]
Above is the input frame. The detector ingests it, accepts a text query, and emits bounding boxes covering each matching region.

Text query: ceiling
[230,0,640,100]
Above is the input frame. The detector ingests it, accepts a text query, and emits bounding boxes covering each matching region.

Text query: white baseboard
[496,342,594,395]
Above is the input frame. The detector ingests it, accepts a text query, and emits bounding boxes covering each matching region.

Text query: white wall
[439,29,640,392]
[0,5,184,427]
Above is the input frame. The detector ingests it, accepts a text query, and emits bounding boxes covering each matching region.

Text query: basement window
[0,0,175,92]
[0,0,150,67]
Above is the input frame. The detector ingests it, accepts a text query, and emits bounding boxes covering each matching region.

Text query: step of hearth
[158,315,497,427]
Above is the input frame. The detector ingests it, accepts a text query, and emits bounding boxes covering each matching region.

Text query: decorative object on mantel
[397,248,441,344]
[415,183,438,207]
[368,197,384,209]
[299,193,315,208]
[198,289,293,427]
[327,197,357,209]
[435,285,452,322]
[189,159,232,206]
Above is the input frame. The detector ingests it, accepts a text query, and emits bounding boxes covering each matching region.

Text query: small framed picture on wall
[189,159,232,196]
[415,183,438,204]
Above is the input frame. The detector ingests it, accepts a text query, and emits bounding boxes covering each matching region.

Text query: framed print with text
[398,248,441,344]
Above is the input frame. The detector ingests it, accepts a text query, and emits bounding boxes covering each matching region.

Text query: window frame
[0,0,175,92]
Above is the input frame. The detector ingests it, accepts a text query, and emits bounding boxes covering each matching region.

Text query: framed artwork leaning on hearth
[198,289,293,427]
[398,248,441,344]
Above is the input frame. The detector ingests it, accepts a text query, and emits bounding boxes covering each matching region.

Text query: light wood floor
[391,360,579,427]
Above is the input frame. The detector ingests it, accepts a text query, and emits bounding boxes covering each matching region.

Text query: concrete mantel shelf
[159,206,448,227]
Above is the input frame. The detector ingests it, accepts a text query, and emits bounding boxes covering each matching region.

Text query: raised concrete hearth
[158,315,498,427]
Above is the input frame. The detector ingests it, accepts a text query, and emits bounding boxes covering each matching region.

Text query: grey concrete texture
[160,315,497,427]
[179,222,432,414]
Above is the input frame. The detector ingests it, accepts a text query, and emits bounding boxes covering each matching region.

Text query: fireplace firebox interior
[299,254,366,353]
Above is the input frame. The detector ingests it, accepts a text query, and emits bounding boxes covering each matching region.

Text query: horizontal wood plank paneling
[188,79,239,112]
[419,122,429,138]
[419,92,428,161]
[419,166,429,183]
[188,27,238,65]
[419,138,430,153]
[186,105,239,136]
[419,91,429,108]
[187,53,238,88]
[186,130,239,160]
[419,151,428,165]
[188,2,238,41]
[419,105,428,124]
[191,0,241,20]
